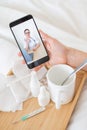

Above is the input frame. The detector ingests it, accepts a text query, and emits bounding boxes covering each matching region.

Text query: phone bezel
[9,15,49,69]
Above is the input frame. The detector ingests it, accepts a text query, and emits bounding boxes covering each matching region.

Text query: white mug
[46,64,76,109]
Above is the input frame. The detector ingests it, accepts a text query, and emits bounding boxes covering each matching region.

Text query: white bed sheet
[0,0,87,129]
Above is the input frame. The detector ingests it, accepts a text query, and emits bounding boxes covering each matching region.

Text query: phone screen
[10,15,49,69]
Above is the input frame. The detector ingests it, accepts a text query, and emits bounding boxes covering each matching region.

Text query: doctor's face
[24,30,30,38]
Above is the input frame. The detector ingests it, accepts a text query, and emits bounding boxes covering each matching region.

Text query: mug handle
[55,91,62,109]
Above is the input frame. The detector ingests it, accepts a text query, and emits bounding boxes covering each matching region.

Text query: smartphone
[9,15,49,69]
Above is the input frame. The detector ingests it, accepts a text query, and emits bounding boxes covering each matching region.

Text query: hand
[40,30,68,66]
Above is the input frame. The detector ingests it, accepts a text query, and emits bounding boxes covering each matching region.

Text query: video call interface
[11,18,47,64]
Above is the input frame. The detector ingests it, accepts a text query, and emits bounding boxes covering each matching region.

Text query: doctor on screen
[24,29,40,54]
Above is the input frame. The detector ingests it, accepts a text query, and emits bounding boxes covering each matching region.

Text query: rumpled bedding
[0,0,87,130]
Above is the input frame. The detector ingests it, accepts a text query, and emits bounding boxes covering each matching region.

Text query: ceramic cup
[46,64,76,109]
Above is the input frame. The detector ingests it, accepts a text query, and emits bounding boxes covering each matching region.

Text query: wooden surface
[0,71,87,130]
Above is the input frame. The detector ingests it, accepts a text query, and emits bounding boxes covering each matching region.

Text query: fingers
[22,60,26,64]
[39,30,51,55]
[39,30,55,44]
[18,51,22,56]
[39,30,54,54]
[39,30,49,40]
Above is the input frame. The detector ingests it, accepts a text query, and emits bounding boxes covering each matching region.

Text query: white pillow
[0,38,17,75]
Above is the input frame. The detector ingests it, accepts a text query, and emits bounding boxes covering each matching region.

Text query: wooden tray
[0,70,87,130]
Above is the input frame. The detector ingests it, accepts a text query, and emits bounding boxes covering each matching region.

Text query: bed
[0,0,87,129]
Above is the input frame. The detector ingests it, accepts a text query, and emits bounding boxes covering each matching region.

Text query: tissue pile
[0,60,48,112]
